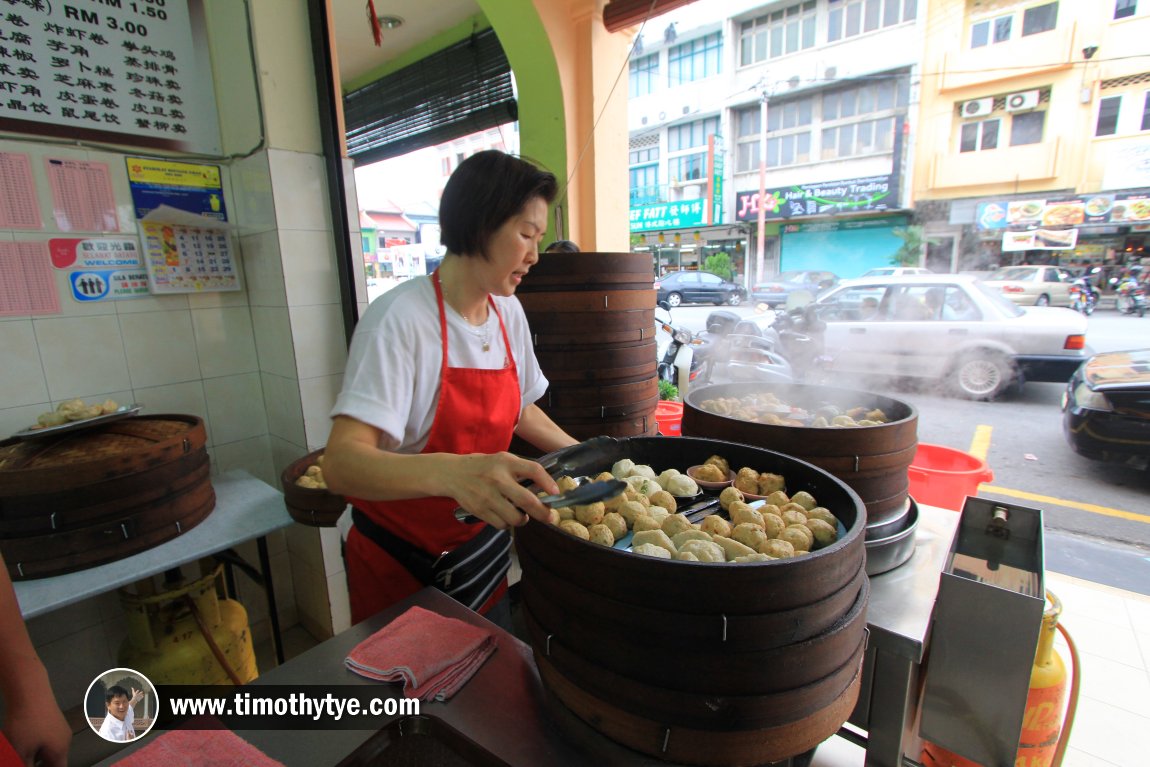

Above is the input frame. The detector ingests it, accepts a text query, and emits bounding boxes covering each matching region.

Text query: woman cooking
[323,151,579,628]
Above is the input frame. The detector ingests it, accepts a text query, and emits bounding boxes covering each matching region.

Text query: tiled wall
[6,0,360,710]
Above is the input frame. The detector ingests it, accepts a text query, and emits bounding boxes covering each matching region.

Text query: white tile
[191,306,259,378]
[250,306,297,378]
[184,289,250,310]
[27,592,117,648]
[269,435,309,490]
[1048,576,1135,631]
[50,263,118,318]
[33,315,131,399]
[118,310,202,388]
[281,229,342,306]
[37,629,117,711]
[133,380,208,421]
[1060,748,1123,767]
[1075,650,1150,718]
[1064,697,1150,765]
[203,373,268,445]
[113,291,189,314]
[285,524,323,572]
[262,371,306,445]
[1061,613,1143,667]
[342,157,361,233]
[232,151,277,234]
[270,549,297,628]
[211,435,275,485]
[300,373,341,449]
[288,558,333,639]
[240,230,287,308]
[319,527,344,575]
[268,150,330,230]
[327,571,351,634]
[1126,594,1150,634]
[0,320,49,408]
[289,303,347,378]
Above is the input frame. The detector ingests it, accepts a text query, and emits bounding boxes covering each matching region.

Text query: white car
[782,275,1089,399]
[980,265,1074,307]
[860,266,933,278]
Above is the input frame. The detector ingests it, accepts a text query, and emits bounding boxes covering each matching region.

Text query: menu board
[0,0,221,154]
[141,221,239,293]
[977,193,1150,230]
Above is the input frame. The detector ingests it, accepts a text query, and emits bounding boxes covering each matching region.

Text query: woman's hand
[449,452,561,529]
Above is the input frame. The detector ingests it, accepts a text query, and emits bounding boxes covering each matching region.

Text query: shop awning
[603,0,700,33]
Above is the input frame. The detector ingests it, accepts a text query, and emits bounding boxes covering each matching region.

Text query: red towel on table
[345,605,496,702]
[112,728,284,766]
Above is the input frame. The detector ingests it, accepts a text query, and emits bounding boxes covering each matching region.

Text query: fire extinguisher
[921,590,1080,767]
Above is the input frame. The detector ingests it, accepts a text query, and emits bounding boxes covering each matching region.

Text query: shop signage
[629,199,707,232]
[976,193,1150,230]
[126,158,227,221]
[49,238,142,269]
[0,0,222,154]
[69,269,151,302]
[710,135,724,225]
[1001,228,1080,252]
[1103,144,1150,191]
[734,173,898,222]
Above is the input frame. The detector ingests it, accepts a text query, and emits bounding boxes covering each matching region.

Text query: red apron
[346,271,520,623]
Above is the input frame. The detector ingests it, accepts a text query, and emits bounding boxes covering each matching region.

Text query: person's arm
[516,403,579,454]
[0,559,71,767]
[323,415,561,528]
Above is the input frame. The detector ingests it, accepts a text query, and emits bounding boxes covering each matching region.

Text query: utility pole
[755,79,771,286]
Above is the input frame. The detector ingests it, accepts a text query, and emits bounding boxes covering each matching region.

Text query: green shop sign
[629,200,707,233]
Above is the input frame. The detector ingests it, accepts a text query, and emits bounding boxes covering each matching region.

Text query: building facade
[913,0,1150,273]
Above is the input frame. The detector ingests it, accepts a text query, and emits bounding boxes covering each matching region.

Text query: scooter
[1069,277,1098,316]
[1116,277,1147,317]
[711,305,828,385]
[655,301,713,397]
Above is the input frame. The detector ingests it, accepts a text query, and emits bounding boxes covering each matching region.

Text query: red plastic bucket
[655,401,683,436]
[907,444,994,511]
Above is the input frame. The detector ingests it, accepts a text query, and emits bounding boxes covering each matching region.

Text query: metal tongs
[453,478,627,524]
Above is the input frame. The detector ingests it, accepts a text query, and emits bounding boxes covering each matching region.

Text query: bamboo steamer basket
[517,252,659,445]
[280,448,347,527]
[683,382,918,528]
[514,436,867,765]
[0,415,213,580]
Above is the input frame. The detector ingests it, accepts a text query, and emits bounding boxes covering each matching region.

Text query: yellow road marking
[977,485,1150,525]
[968,425,992,462]
[968,425,1150,525]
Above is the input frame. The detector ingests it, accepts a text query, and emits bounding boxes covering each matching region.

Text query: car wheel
[1035,294,1050,306]
[728,294,742,306]
[667,292,682,308]
[950,353,1013,400]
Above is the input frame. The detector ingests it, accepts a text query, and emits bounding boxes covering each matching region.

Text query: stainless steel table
[846,503,962,766]
[14,470,294,663]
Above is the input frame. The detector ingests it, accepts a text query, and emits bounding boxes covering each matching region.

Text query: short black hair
[439,150,558,260]
[106,685,129,704]
[543,240,580,253]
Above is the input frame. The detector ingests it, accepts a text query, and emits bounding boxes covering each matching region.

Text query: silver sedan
[797,275,1089,399]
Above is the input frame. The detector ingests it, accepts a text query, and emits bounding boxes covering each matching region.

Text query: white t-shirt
[98,704,135,741]
[331,276,549,452]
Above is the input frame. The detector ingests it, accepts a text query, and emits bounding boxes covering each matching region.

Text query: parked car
[980,265,1074,307]
[751,270,838,308]
[748,274,1089,399]
[861,267,933,277]
[1062,349,1150,462]
[655,270,746,307]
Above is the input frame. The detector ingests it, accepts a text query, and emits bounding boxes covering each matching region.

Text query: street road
[662,301,1150,593]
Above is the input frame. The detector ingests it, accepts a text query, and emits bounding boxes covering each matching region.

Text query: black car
[655,271,746,307]
[1062,349,1150,461]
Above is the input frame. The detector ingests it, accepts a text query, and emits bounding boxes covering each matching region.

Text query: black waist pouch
[351,508,511,611]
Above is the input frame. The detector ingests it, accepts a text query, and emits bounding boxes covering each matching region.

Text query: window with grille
[738,2,816,66]
[828,0,916,43]
[1097,96,1121,136]
[668,32,722,86]
[630,54,660,98]
[820,78,907,160]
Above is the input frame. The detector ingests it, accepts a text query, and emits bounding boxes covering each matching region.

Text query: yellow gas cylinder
[118,565,259,685]
[921,590,1067,767]
[1016,590,1067,767]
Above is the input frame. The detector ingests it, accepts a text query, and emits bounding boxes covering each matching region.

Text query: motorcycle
[711,304,827,385]
[1116,277,1147,317]
[1069,277,1098,316]
[655,301,714,397]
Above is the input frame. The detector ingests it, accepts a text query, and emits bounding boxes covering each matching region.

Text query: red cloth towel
[112,728,284,766]
[345,605,496,702]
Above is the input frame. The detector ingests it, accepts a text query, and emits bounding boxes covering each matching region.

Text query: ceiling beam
[602,0,698,33]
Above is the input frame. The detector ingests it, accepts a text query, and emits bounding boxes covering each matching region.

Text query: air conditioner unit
[961,98,994,118]
[1006,90,1040,112]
